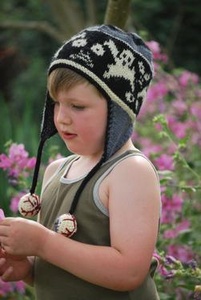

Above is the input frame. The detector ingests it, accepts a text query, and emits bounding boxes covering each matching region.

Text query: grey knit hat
[29,24,154,213]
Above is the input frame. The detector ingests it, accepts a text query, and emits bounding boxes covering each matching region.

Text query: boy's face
[53,82,108,159]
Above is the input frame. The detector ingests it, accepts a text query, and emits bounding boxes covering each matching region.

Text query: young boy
[0,25,161,299]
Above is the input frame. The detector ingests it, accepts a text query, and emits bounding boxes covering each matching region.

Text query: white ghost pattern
[103,39,136,96]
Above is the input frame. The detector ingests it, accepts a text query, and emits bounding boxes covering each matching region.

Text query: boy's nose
[56,106,71,125]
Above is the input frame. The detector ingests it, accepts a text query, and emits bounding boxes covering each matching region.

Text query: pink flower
[0,154,11,169]
[9,143,28,160]
[0,209,5,220]
[179,71,199,87]
[147,81,168,102]
[146,41,160,55]
[146,41,168,63]
[0,280,13,296]
[172,99,187,116]
[161,194,183,224]
[26,157,36,169]
[0,143,36,179]
[0,279,25,296]
[14,281,25,294]
[190,102,201,119]
[10,192,26,213]
[163,220,191,239]
[167,116,189,139]
[167,244,194,263]
[155,154,174,171]
[159,265,174,278]
[136,137,162,158]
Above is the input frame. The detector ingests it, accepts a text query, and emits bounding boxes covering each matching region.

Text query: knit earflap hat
[18,25,154,229]
[40,24,154,174]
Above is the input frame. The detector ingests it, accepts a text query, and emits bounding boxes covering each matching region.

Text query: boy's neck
[66,139,136,180]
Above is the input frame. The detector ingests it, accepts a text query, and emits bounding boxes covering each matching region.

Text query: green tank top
[34,150,160,300]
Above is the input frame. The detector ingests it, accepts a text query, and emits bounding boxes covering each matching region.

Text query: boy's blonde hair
[48,68,87,100]
[48,68,103,100]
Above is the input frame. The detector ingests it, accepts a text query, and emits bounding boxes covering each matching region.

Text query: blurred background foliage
[132,0,201,74]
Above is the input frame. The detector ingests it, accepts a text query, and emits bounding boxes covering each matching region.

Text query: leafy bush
[135,40,201,299]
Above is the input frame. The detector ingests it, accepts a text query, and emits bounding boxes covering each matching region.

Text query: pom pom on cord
[54,213,77,237]
[18,193,41,217]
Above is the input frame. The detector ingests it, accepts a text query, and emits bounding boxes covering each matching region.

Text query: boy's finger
[0,257,6,267]
[1,266,13,282]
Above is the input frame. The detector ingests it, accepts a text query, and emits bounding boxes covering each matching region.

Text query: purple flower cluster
[0,279,25,297]
[163,220,190,239]
[161,194,183,224]
[0,209,5,220]
[141,42,201,147]
[0,144,36,215]
[0,144,36,297]
[10,192,27,213]
[167,244,194,264]
[153,252,201,287]
[0,143,36,181]
[134,41,201,269]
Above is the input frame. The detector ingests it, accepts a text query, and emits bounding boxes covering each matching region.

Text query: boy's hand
[0,248,33,282]
[0,217,48,256]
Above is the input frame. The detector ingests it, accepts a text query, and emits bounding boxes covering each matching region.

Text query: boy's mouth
[61,131,77,140]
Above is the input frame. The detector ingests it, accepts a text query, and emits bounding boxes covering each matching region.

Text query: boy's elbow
[111,272,147,292]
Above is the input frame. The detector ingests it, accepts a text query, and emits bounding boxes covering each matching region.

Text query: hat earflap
[18,92,57,217]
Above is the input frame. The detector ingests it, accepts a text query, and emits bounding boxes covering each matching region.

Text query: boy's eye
[72,105,85,110]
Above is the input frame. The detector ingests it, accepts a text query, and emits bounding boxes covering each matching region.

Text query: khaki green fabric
[34,150,160,300]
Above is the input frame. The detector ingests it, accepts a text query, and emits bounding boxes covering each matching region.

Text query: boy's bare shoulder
[111,153,158,183]
[47,157,67,172]
[107,153,161,211]
[42,157,67,186]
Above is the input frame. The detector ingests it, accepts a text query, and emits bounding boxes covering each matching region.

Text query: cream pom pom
[54,213,77,237]
[18,193,41,217]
